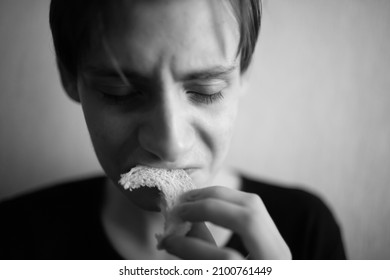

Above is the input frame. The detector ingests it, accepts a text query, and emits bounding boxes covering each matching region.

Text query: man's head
[49,0,262,209]
[50,0,261,98]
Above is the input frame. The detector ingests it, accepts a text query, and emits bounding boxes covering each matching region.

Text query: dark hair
[50,0,262,80]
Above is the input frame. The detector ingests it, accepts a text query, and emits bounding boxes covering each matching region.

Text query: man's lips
[120,165,200,176]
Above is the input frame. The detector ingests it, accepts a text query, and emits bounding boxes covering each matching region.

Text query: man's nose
[138,91,195,163]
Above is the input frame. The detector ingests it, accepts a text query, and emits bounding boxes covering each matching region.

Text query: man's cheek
[215,107,238,157]
[83,112,120,165]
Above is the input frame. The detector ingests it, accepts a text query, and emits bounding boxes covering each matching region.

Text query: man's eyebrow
[181,65,238,81]
[83,64,238,83]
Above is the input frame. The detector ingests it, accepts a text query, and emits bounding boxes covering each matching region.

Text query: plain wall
[1,0,389,259]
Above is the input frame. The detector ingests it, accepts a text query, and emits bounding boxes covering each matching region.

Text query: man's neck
[101,178,174,259]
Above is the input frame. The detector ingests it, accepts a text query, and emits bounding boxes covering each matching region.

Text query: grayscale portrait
[0,0,389,260]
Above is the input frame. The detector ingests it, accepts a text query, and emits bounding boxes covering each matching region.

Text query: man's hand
[159,186,292,260]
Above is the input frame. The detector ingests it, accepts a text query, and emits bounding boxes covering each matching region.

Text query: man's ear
[57,59,80,102]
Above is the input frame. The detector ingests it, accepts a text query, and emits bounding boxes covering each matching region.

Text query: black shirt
[0,175,346,259]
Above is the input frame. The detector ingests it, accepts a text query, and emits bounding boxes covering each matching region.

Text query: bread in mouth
[119,165,197,247]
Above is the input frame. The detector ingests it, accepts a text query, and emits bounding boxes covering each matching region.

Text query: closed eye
[187,91,224,105]
[90,83,145,106]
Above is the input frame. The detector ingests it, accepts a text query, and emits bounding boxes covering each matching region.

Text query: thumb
[186,222,216,245]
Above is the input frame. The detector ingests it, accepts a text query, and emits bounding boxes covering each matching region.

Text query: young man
[0,0,346,259]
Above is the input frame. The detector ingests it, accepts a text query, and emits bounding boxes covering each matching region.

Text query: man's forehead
[84,0,240,80]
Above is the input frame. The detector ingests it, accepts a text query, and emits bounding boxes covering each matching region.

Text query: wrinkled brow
[83,64,238,84]
[179,65,237,81]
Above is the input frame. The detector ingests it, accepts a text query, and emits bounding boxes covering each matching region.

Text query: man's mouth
[121,164,199,176]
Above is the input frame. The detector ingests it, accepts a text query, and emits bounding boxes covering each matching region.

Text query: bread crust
[119,165,197,247]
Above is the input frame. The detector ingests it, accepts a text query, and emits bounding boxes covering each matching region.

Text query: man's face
[77,0,245,208]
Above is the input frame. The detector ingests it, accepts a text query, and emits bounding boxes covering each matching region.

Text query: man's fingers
[175,196,292,260]
[174,186,292,260]
[186,222,216,244]
[176,199,249,236]
[182,186,254,206]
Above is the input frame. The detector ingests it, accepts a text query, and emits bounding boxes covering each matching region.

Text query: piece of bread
[119,165,196,246]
